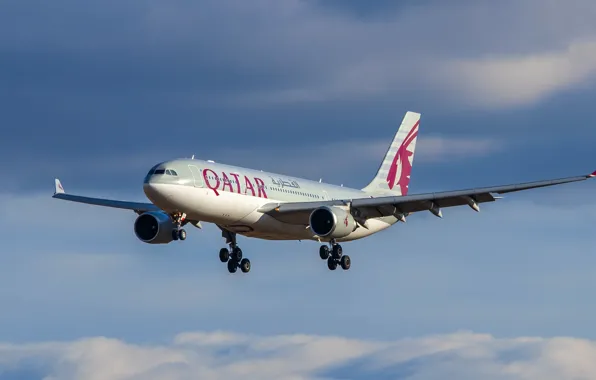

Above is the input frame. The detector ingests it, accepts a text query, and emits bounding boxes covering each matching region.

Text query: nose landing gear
[171,212,187,241]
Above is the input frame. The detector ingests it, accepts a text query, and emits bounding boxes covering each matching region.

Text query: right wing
[52,178,160,214]
[259,170,596,225]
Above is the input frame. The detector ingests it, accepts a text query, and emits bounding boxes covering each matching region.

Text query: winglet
[54,178,65,195]
[590,170,596,178]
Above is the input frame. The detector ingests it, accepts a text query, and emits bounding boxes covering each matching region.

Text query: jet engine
[134,211,176,244]
[309,206,357,239]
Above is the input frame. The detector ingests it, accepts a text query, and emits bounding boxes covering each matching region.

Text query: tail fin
[361,111,420,196]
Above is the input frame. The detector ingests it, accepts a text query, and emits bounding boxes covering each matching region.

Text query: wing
[52,178,160,214]
[259,171,596,225]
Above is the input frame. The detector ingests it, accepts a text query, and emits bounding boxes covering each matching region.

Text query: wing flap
[263,172,594,224]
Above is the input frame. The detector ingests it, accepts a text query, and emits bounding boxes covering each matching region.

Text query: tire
[219,248,230,263]
[227,259,237,273]
[172,230,179,241]
[232,247,243,262]
[327,257,338,271]
[178,229,187,241]
[319,245,330,260]
[240,258,251,273]
[332,244,343,259]
[340,255,351,270]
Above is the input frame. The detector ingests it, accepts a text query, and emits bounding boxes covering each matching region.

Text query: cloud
[416,136,502,163]
[206,136,502,187]
[1,1,596,366]
[444,39,596,108]
[1,181,596,344]
[176,0,596,110]
[2,0,596,193]
[3,0,596,111]
[1,331,596,379]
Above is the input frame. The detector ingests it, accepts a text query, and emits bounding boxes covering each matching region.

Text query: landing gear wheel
[340,255,351,270]
[219,248,230,263]
[178,229,187,241]
[232,247,243,262]
[172,230,179,241]
[227,259,237,273]
[240,258,251,273]
[319,245,330,260]
[327,257,338,271]
[332,244,343,259]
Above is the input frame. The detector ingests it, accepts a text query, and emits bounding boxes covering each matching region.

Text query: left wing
[52,179,160,214]
[259,171,596,225]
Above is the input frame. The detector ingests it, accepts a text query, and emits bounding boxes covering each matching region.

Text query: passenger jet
[53,112,596,274]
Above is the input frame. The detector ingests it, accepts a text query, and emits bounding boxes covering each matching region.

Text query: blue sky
[1,0,596,378]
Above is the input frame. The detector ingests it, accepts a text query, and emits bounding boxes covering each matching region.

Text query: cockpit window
[145,165,177,180]
[144,164,161,181]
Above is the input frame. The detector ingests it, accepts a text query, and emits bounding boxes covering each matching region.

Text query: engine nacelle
[134,211,176,244]
[309,206,357,239]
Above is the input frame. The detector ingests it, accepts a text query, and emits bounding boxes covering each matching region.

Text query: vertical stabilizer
[361,111,420,196]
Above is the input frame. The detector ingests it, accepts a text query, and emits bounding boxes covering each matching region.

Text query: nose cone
[143,181,158,199]
[143,161,187,206]
[143,182,173,205]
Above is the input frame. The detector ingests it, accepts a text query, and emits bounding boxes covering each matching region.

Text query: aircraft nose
[143,182,158,199]
[143,182,172,204]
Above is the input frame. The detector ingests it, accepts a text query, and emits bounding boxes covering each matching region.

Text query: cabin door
[188,165,204,187]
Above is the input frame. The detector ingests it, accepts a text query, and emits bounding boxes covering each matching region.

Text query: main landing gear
[219,228,251,274]
[319,239,351,271]
[171,212,187,241]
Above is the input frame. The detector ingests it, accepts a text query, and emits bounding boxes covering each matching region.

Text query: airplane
[52,111,596,274]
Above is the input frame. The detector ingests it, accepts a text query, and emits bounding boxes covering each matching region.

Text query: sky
[1,0,596,379]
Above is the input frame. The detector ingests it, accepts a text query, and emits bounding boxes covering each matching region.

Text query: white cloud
[322,136,502,165]
[4,1,596,111]
[444,39,596,108]
[209,136,501,185]
[159,0,596,110]
[416,136,502,163]
[4,0,596,111]
[1,331,596,380]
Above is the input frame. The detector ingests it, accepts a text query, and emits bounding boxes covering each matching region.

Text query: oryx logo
[386,121,419,196]
[344,215,349,227]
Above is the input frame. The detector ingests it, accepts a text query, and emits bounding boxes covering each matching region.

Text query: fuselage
[143,159,397,242]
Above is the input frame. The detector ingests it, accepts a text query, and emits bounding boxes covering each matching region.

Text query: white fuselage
[143,159,397,242]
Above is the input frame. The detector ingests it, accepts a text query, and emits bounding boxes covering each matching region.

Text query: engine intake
[309,206,357,239]
[134,211,176,244]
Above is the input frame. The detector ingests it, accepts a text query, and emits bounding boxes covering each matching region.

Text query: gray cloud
[1,0,595,193]
[206,135,503,188]
[444,39,596,108]
[1,331,596,379]
[3,0,596,106]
